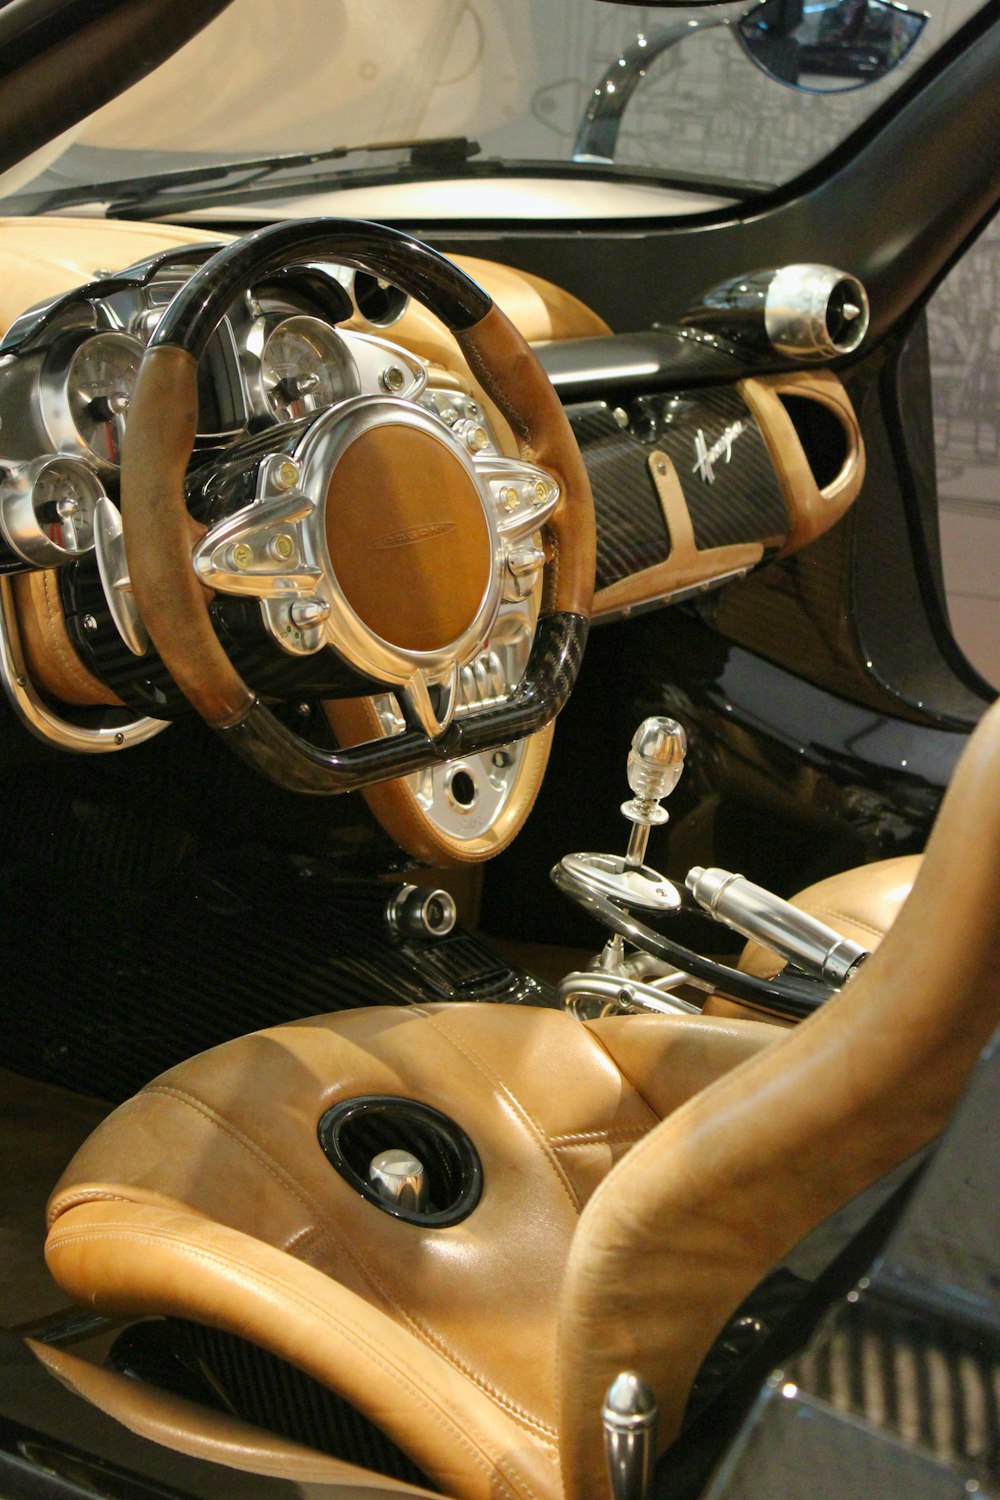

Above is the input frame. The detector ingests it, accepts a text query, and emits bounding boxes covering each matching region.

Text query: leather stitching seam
[139,1081,558,1443]
[36,570,104,700]
[47,1221,542,1500]
[548,1127,650,1147]
[420,1011,583,1215]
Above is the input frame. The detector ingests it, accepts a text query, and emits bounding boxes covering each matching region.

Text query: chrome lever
[686,866,870,986]
[603,1372,658,1500]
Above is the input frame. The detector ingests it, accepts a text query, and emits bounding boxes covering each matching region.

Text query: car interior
[1,2,999,1499]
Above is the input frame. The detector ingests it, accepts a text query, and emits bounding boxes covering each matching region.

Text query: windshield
[0,0,988,216]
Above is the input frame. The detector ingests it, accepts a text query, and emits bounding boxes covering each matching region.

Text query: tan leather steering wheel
[120,219,596,797]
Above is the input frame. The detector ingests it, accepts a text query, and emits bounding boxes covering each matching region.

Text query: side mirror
[735,0,928,93]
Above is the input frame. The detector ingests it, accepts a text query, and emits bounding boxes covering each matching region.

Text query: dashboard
[0,216,866,863]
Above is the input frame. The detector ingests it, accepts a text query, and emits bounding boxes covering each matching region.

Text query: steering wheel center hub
[325,421,493,655]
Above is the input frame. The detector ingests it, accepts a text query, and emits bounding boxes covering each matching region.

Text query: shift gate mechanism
[553,715,862,1023]
[559,717,688,915]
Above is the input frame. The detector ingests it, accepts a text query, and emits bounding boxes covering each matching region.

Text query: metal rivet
[114,731,124,746]
[380,365,406,393]
[232,543,253,569]
[533,480,548,504]
[655,460,667,475]
[296,702,312,719]
[271,533,295,561]
[274,459,299,490]
[82,614,98,632]
[467,425,489,452]
[501,486,519,511]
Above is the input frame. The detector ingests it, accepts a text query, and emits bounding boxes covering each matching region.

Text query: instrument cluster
[0,260,427,571]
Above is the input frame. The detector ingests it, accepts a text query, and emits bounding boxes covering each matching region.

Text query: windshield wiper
[0,135,482,217]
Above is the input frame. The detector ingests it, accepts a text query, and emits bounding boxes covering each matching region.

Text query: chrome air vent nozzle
[764,264,869,359]
[682,264,870,362]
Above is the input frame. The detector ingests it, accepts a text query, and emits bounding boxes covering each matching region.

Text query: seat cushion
[45,1003,774,1500]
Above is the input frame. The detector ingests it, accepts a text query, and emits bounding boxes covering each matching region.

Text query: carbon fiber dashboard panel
[568,402,671,590]
[569,390,789,596]
[634,386,789,551]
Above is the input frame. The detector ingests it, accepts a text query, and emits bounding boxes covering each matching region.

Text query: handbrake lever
[686,866,870,987]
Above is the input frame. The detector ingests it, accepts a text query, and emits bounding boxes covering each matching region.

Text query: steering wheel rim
[120,218,595,794]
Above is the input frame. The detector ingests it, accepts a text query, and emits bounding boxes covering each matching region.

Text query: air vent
[351,271,408,328]
[779,394,849,491]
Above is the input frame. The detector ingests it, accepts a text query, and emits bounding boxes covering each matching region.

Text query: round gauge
[67,332,144,467]
[0,455,103,567]
[260,316,357,422]
[33,460,98,554]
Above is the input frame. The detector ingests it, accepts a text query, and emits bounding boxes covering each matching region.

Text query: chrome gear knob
[624,717,687,814]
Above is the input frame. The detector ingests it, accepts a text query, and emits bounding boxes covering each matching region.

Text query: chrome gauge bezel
[38,329,145,471]
[0,454,105,567]
[243,312,362,424]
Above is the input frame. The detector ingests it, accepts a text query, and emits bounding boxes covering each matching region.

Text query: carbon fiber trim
[109,1320,431,1488]
[2,856,549,1102]
[634,387,789,550]
[567,403,671,590]
[797,1300,1000,1472]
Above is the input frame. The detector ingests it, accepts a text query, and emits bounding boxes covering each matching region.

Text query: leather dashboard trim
[739,370,865,556]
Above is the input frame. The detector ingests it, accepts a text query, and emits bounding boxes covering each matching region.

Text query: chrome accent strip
[0,576,167,753]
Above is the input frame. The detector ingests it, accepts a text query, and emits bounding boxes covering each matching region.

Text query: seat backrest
[558,696,1000,1500]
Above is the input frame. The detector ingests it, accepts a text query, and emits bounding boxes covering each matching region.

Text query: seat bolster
[28,1340,437,1494]
[584,1013,779,1118]
[45,1200,563,1500]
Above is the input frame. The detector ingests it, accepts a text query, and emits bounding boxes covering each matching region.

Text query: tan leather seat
[44,697,1000,1500]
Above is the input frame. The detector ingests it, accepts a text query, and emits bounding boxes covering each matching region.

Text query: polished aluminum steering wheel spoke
[191,481,323,600]
[475,454,560,544]
[400,663,460,739]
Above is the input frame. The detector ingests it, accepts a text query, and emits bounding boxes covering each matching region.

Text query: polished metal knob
[622,717,687,869]
[369,1149,429,1214]
[625,716,687,811]
[386,884,457,939]
[602,1371,658,1500]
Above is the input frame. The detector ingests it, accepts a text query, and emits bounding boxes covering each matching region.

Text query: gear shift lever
[557,717,687,913]
[623,717,687,872]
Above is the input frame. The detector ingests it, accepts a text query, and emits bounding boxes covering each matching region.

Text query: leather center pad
[325,424,492,653]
